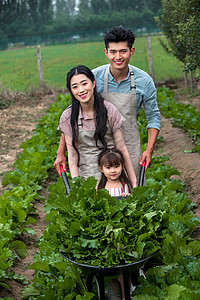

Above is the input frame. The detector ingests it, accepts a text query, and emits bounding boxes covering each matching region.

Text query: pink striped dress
[106,184,129,197]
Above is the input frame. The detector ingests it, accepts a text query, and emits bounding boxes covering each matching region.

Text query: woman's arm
[113,128,137,188]
[53,133,67,176]
[65,134,79,178]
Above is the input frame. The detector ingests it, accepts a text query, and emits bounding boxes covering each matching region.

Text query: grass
[0,35,185,92]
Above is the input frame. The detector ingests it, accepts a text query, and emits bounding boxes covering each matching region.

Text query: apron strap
[104,65,136,96]
[129,66,136,96]
[77,117,83,131]
[104,66,109,92]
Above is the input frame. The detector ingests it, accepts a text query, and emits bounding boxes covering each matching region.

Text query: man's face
[104,41,135,73]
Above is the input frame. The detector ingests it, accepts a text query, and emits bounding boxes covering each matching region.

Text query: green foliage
[0,0,161,43]
[21,90,200,298]
[156,0,200,71]
[45,177,163,266]
[157,87,200,154]
[133,256,200,299]
[0,93,71,288]
[176,13,200,72]
[155,0,187,62]
[1,88,200,298]
[24,150,200,298]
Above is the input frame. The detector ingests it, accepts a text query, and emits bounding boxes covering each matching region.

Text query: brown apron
[102,66,142,181]
[77,118,115,181]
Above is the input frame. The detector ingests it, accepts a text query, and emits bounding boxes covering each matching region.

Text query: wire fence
[0,25,161,51]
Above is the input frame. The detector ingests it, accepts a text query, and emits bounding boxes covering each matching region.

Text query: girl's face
[100,162,123,182]
[70,74,95,105]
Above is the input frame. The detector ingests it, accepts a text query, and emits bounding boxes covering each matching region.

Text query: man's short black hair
[104,25,135,50]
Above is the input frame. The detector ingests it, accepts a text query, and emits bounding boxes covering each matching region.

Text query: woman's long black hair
[66,65,108,166]
[97,147,132,193]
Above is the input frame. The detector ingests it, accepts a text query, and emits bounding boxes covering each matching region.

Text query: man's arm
[114,128,137,188]
[140,78,160,169]
[53,133,67,176]
[140,128,159,169]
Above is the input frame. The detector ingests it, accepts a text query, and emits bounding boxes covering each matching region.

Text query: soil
[0,92,58,299]
[0,81,200,299]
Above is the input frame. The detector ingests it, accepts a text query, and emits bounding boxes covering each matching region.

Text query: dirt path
[0,93,57,192]
[155,116,200,218]
[0,93,58,299]
[0,83,199,298]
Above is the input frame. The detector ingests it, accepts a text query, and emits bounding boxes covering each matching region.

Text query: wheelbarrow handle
[138,161,146,187]
[60,166,71,194]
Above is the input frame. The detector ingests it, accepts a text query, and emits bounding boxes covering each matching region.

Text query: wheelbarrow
[59,162,158,299]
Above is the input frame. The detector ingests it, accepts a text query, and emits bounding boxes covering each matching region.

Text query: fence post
[37,45,44,89]
[147,36,155,82]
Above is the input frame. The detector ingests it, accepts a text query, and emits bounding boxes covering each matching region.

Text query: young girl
[97,147,133,196]
[58,65,137,188]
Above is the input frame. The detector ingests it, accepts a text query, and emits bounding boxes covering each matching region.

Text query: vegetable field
[0,84,199,299]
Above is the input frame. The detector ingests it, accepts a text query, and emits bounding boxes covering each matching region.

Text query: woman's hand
[54,133,67,176]
[53,154,67,176]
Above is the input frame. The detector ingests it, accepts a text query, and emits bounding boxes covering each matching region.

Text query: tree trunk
[184,64,188,88]
[190,70,194,93]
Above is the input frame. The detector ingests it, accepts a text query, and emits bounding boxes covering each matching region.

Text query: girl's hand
[121,192,131,197]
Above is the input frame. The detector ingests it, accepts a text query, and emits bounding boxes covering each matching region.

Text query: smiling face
[70,74,96,105]
[104,41,135,74]
[101,162,123,183]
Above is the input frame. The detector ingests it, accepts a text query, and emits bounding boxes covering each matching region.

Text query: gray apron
[102,66,142,181]
[77,118,115,181]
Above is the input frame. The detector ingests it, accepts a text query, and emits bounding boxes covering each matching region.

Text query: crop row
[0,94,71,297]
[157,87,200,154]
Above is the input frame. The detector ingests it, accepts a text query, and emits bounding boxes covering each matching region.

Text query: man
[54,25,160,181]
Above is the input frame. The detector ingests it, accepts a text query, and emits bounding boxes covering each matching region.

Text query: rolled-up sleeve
[58,106,72,136]
[143,81,161,131]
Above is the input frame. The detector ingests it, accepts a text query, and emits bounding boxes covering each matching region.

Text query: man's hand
[140,128,159,170]
[53,154,67,176]
[140,149,152,170]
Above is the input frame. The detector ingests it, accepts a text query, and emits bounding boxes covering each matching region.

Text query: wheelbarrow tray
[59,162,158,299]
[60,250,159,277]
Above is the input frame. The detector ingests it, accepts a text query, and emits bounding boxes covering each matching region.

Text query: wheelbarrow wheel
[107,278,122,300]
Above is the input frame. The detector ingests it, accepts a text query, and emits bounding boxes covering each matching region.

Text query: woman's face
[70,74,95,104]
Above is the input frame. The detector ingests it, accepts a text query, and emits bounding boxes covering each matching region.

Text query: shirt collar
[108,65,131,83]
[78,106,95,120]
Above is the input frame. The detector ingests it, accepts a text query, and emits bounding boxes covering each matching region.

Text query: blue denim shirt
[92,64,161,131]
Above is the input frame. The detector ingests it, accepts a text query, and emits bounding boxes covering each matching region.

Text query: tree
[55,0,76,17]
[90,0,109,14]
[78,0,91,16]
[176,2,200,72]
[155,0,200,90]
[28,0,39,29]
[0,0,162,45]
[38,0,53,32]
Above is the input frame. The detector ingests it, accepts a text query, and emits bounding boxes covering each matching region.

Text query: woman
[58,65,137,188]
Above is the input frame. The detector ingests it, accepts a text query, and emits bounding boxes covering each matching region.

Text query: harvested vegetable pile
[45,167,196,268]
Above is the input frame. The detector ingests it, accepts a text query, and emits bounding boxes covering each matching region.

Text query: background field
[0,35,185,92]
